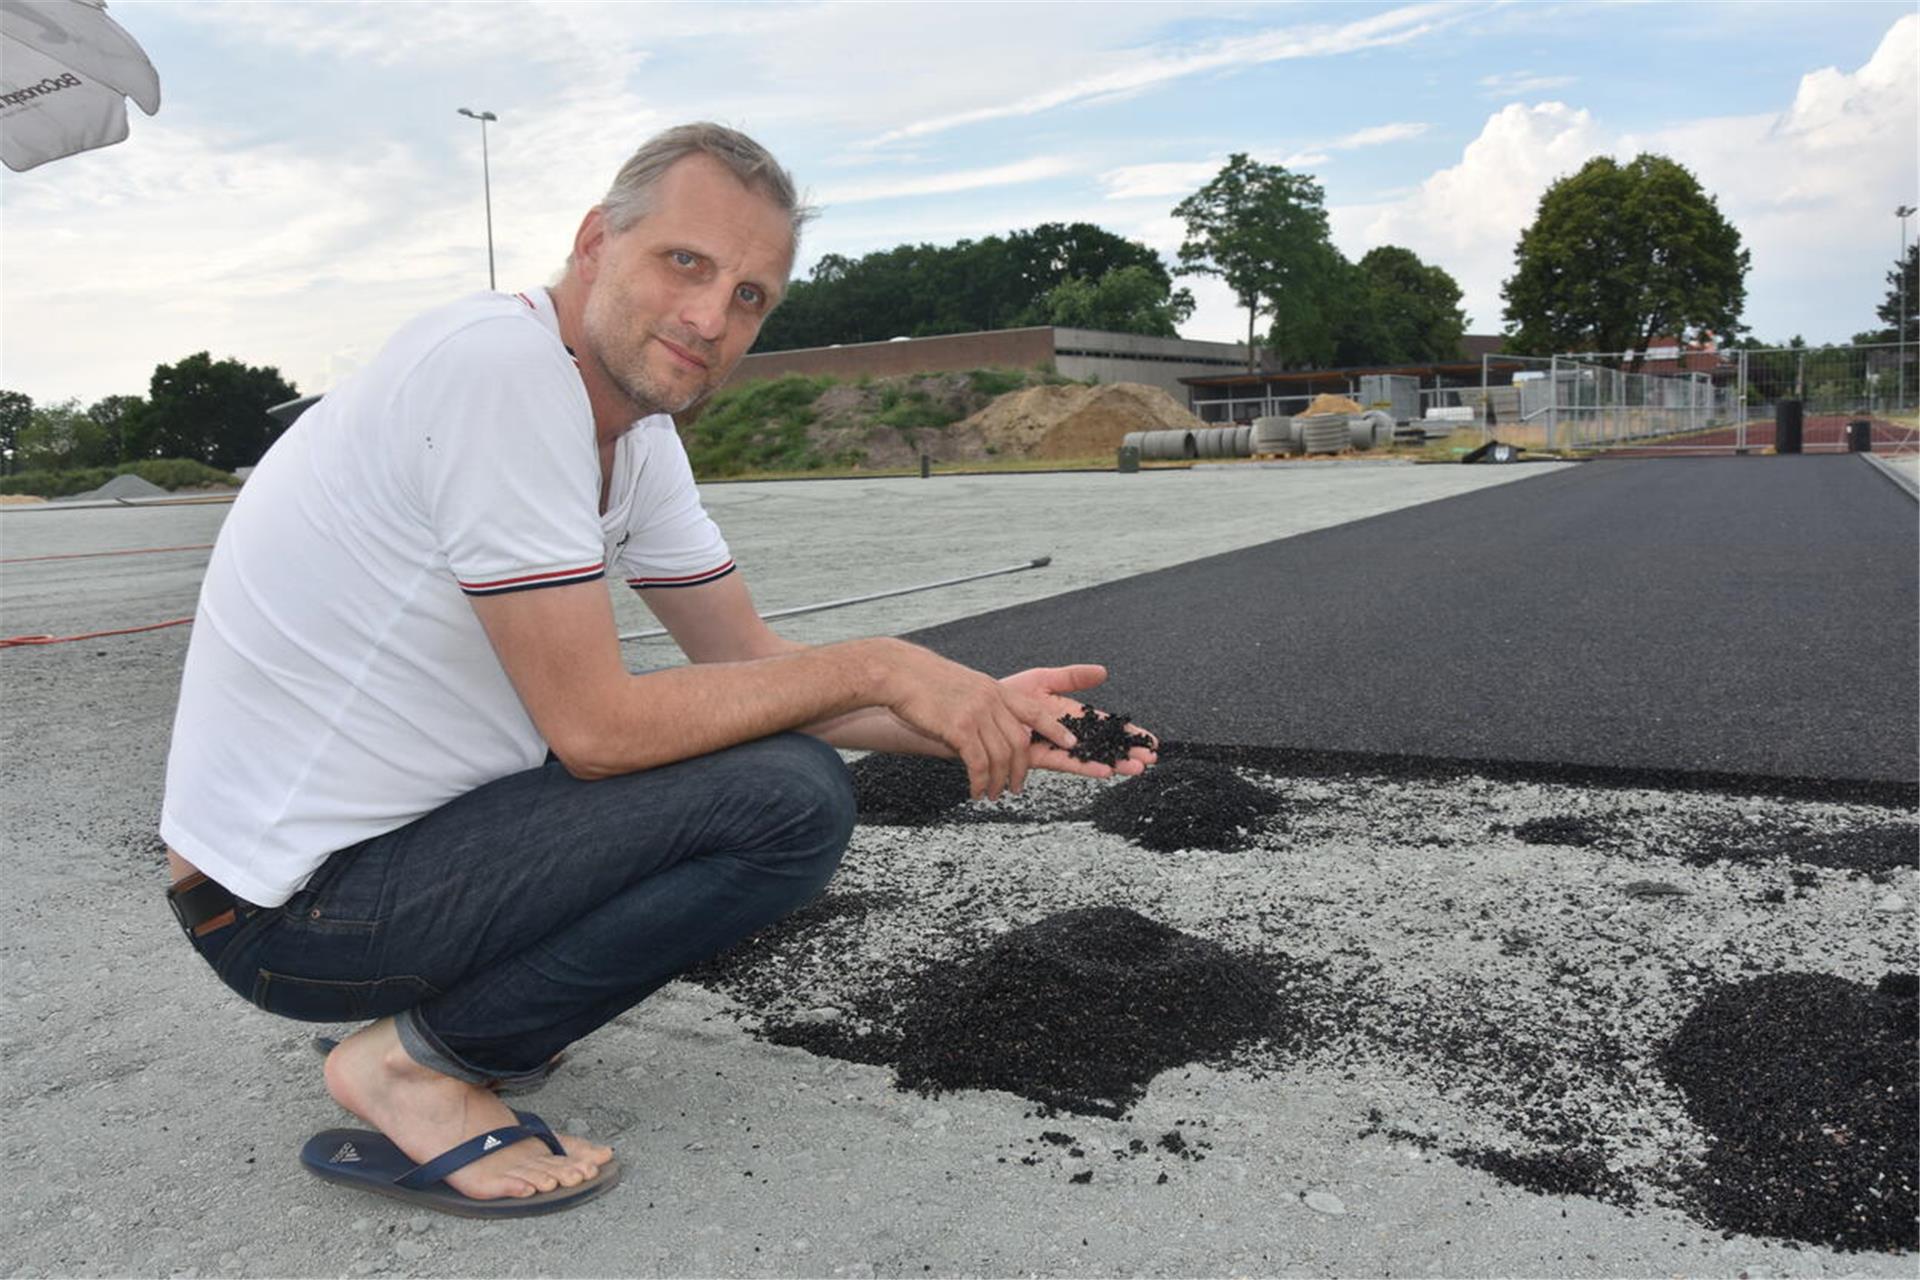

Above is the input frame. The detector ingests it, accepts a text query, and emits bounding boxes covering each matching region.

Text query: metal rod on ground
[616,556,1053,643]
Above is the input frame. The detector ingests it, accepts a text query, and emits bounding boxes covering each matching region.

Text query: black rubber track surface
[909,457,1918,791]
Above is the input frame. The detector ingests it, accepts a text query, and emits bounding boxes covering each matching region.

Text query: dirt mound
[1303,394,1364,416]
[960,383,1207,460]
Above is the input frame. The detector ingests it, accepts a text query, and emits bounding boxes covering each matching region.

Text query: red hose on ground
[0,617,194,648]
[0,542,214,565]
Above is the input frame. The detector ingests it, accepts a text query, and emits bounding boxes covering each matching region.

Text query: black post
[1775,399,1803,455]
[1847,418,1873,453]
[919,453,930,479]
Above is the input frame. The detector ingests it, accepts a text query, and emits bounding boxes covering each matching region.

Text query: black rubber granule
[1040,708,1157,766]
[1512,815,1613,847]
[1448,1144,1639,1208]
[892,906,1299,1118]
[1084,758,1283,852]
[1669,822,1918,878]
[849,753,974,826]
[1660,971,1919,1252]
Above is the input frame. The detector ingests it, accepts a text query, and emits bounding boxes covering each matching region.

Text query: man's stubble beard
[581,299,721,420]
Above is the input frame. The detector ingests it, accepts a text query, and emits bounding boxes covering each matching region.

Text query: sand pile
[1303,393,1365,416]
[62,474,169,503]
[961,383,1206,460]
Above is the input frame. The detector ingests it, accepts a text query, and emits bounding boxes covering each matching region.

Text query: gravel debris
[683,757,1918,1254]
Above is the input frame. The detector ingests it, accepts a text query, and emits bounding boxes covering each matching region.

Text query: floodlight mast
[1898,204,1916,416]
[457,107,499,289]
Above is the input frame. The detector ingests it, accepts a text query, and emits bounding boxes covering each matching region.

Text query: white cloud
[1099,122,1430,201]
[1330,122,1430,149]
[860,3,1462,147]
[1350,14,1918,342]
[1479,70,1578,98]
[815,157,1078,207]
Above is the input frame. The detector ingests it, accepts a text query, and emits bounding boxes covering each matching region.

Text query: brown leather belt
[165,871,253,939]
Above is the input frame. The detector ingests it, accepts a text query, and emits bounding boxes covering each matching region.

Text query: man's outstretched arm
[635,574,1156,783]
[472,574,1079,798]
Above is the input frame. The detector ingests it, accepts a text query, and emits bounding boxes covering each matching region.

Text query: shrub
[680,374,834,477]
[0,457,237,497]
[966,368,1029,398]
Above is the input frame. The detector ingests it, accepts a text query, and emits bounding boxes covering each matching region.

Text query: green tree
[15,398,106,471]
[1030,266,1196,336]
[1173,154,1339,370]
[0,389,30,473]
[142,352,298,471]
[1852,243,1918,345]
[1356,246,1468,364]
[1501,153,1748,362]
[754,225,1185,351]
[86,393,148,464]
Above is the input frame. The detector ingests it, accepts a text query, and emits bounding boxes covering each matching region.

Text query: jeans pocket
[249,970,440,1023]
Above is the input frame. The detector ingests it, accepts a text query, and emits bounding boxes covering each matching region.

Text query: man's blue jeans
[189,733,854,1089]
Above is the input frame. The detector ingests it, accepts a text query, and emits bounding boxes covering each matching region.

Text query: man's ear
[572,207,609,282]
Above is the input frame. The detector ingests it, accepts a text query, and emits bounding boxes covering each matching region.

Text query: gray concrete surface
[3,460,1913,1278]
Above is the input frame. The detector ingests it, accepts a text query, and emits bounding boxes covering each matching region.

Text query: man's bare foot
[323,1018,612,1201]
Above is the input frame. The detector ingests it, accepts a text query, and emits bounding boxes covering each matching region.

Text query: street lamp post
[457,107,498,290]
[1898,204,1915,415]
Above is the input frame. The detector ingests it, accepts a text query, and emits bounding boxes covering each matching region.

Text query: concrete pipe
[1133,429,1198,460]
[1234,425,1254,456]
[1251,415,1297,455]
[1299,412,1349,455]
[1363,410,1395,448]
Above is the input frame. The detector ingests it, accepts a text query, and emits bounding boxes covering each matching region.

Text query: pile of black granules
[1660,971,1919,1252]
[848,752,974,825]
[1084,758,1282,852]
[1042,708,1157,766]
[892,906,1300,1118]
[1511,814,1615,847]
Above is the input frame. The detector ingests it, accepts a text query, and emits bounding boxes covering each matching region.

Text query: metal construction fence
[1478,343,1920,454]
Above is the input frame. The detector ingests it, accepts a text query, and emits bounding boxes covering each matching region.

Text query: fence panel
[1479,343,1918,454]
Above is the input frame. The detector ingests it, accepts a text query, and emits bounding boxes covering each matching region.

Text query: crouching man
[160,122,1156,1218]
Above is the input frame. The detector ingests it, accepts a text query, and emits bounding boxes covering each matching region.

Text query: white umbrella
[0,0,159,173]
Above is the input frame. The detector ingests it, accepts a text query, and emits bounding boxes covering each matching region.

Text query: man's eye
[669,250,697,268]
[736,285,765,308]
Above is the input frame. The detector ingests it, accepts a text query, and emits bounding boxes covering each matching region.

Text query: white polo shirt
[161,288,733,907]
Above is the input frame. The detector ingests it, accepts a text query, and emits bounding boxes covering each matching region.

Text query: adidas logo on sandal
[330,1142,361,1164]
[482,1135,503,1152]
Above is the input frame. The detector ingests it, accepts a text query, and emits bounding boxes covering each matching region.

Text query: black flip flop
[299,1108,620,1219]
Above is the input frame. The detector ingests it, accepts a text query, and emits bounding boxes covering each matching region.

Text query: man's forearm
[568,637,905,778]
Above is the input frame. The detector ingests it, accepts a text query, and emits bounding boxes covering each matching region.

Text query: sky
[2,1,1915,408]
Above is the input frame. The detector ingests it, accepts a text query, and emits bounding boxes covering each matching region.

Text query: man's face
[578,154,793,418]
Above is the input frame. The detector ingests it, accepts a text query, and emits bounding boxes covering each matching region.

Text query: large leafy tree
[14,398,113,471]
[1501,153,1748,361]
[87,393,148,464]
[1031,265,1196,337]
[0,389,30,471]
[1356,246,1468,364]
[142,352,298,472]
[755,223,1184,351]
[1173,154,1336,369]
[1852,243,1918,345]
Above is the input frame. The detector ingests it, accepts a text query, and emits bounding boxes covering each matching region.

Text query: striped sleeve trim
[626,559,736,591]
[459,562,605,597]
